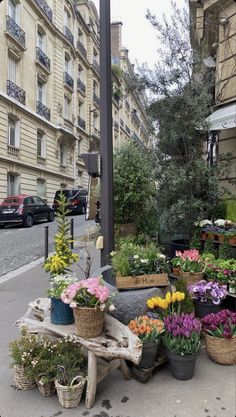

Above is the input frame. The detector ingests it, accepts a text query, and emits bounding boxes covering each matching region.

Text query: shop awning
[206,102,236,130]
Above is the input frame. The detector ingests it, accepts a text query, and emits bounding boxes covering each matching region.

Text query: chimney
[111,21,123,63]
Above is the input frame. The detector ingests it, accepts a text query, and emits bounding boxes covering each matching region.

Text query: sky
[92,0,187,68]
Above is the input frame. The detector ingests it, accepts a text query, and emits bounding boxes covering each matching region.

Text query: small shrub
[203,239,217,257]
[218,240,232,260]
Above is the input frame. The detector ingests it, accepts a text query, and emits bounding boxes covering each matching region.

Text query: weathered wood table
[15,298,142,409]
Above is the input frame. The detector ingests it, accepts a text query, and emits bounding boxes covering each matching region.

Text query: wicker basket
[205,334,236,365]
[55,376,85,408]
[180,271,204,286]
[36,378,56,397]
[14,365,36,390]
[73,307,105,338]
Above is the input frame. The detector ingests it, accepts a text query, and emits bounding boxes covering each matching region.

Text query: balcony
[64,72,74,90]
[64,26,74,46]
[93,127,100,138]
[34,0,52,21]
[78,116,86,130]
[77,78,86,94]
[36,101,50,121]
[131,110,140,127]
[125,125,130,135]
[93,92,100,107]
[8,145,19,157]
[120,119,124,128]
[93,59,100,74]
[7,80,25,105]
[77,40,87,58]
[114,121,119,132]
[36,47,50,72]
[6,16,25,48]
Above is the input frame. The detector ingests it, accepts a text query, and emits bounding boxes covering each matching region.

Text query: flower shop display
[187,280,227,318]
[198,218,236,244]
[201,310,236,365]
[173,249,205,285]
[111,239,170,289]
[54,336,87,408]
[128,315,164,368]
[48,274,77,325]
[61,277,114,338]
[146,291,185,318]
[162,313,201,380]
[205,258,236,293]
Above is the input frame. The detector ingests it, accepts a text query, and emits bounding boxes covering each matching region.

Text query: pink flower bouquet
[61,277,114,311]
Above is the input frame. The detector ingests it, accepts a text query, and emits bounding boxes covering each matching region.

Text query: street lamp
[99,0,114,274]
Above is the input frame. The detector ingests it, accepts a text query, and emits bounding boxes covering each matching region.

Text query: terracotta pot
[228,236,236,246]
[215,234,225,244]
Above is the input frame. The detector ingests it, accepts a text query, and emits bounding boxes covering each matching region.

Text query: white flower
[158,253,166,260]
[110,251,115,257]
[199,220,213,227]
[108,304,116,312]
[140,259,148,264]
[214,219,226,227]
[133,255,139,259]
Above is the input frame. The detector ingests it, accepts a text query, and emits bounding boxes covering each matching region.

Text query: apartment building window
[36,178,46,197]
[64,95,70,119]
[59,143,67,166]
[37,30,45,50]
[8,54,17,83]
[7,173,20,196]
[8,0,18,23]
[8,116,19,148]
[37,130,46,158]
[37,79,45,103]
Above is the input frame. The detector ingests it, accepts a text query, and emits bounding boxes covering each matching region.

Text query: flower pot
[73,307,105,338]
[36,379,56,397]
[166,351,198,380]
[55,376,85,408]
[14,365,36,390]
[179,270,205,286]
[201,231,208,240]
[216,234,225,244]
[205,334,236,365]
[207,233,215,240]
[194,299,221,319]
[228,236,236,246]
[50,297,74,325]
[172,267,181,277]
[138,341,159,369]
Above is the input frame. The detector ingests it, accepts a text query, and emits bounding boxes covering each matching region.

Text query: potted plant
[111,239,170,289]
[201,310,236,365]
[9,327,43,390]
[54,336,87,408]
[146,291,185,318]
[61,277,114,338]
[173,249,205,285]
[205,258,236,292]
[187,280,227,318]
[195,219,213,240]
[162,313,201,380]
[44,193,78,325]
[128,315,164,368]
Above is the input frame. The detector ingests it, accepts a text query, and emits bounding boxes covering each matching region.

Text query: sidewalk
[0,243,235,417]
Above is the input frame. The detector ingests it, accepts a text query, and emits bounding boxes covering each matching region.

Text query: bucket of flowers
[187,280,227,319]
[128,315,164,369]
[172,249,205,285]
[201,310,236,365]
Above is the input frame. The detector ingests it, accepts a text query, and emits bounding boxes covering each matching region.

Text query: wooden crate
[116,274,169,290]
[132,352,167,383]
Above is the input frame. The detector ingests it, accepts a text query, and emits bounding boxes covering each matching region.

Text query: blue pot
[50,297,75,325]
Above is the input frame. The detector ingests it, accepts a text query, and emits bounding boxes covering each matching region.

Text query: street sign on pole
[99,0,114,272]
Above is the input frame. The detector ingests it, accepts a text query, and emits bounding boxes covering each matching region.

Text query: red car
[0,194,54,227]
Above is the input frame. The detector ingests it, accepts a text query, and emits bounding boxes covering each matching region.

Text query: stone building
[190,0,236,215]
[0,0,149,203]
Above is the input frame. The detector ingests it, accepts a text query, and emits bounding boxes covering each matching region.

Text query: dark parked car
[0,194,54,227]
[52,188,88,214]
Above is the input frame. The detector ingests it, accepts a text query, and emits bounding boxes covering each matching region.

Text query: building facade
[190,0,236,198]
[0,0,149,204]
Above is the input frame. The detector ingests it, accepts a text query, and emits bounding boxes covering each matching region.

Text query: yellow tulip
[147,299,155,309]
[154,297,161,307]
[161,300,168,310]
[171,293,177,303]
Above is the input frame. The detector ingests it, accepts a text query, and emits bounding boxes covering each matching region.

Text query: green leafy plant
[55,336,86,386]
[203,240,217,258]
[24,337,58,384]
[189,228,201,250]
[218,240,232,260]
[44,192,78,276]
[175,278,195,314]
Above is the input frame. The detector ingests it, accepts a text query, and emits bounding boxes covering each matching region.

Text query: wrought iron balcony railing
[93,93,100,107]
[6,16,25,48]
[64,72,74,90]
[64,26,74,46]
[125,125,130,135]
[36,101,51,120]
[36,47,50,72]
[77,40,87,58]
[77,78,86,94]
[93,59,100,73]
[34,0,53,21]
[78,116,86,130]
[7,80,25,105]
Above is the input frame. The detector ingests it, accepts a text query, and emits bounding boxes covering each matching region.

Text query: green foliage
[226,199,236,222]
[55,336,86,386]
[113,141,156,229]
[44,192,78,276]
[112,64,123,80]
[218,240,232,260]
[189,228,201,250]
[174,279,195,314]
[24,338,58,383]
[9,327,45,368]
[203,240,217,257]
[162,331,201,355]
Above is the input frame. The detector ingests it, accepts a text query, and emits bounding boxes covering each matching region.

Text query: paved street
[0,215,96,277]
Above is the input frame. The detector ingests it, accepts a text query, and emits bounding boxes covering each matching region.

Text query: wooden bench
[15,298,142,409]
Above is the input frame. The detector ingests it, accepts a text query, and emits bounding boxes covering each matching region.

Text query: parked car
[52,188,88,215]
[0,194,54,228]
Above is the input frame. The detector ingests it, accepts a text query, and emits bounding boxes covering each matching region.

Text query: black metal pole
[99,0,114,269]
[70,218,74,249]
[44,225,49,261]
